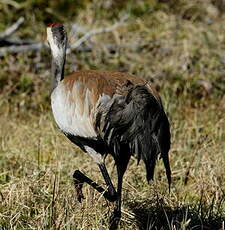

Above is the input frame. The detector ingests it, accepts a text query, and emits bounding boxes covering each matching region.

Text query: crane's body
[51,70,146,143]
[47,24,171,230]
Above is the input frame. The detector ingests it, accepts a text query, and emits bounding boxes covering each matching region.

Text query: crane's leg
[98,163,117,201]
[73,147,117,203]
[109,153,131,230]
[73,169,117,202]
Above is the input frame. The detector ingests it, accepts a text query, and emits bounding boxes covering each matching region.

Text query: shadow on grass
[126,197,225,230]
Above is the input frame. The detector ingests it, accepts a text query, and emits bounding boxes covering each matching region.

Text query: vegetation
[0,0,224,229]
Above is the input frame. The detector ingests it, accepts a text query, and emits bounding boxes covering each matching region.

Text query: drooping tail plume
[103,85,171,188]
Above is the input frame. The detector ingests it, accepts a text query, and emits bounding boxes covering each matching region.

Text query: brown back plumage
[63,70,162,110]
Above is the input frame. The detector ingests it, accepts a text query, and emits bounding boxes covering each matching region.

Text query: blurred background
[0,0,224,229]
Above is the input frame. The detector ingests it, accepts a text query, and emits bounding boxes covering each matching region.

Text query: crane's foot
[73,169,117,202]
[109,209,121,230]
[74,180,85,202]
[73,170,85,202]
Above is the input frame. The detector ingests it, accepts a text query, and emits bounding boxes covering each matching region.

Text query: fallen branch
[0,42,96,56]
[0,38,36,46]
[0,17,24,39]
[67,14,129,53]
[0,42,47,56]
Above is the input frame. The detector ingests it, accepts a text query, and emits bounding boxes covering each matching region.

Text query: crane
[47,24,171,230]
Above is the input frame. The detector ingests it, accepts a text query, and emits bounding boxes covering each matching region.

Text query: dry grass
[0,95,224,229]
[0,0,225,229]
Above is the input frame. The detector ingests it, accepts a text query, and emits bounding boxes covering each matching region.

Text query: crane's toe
[75,184,85,203]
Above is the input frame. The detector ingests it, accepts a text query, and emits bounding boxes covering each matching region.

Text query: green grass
[0,0,225,229]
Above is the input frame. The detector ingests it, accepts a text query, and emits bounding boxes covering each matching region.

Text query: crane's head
[47,24,67,90]
[47,24,67,60]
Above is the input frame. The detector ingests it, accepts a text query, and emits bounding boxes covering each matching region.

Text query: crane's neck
[51,51,66,90]
[47,25,67,91]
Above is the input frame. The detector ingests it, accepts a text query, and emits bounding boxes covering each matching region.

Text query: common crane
[47,24,171,230]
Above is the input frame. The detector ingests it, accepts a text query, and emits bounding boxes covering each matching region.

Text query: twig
[0,38,36,46]
[0,42,47,56]
[0,17,24,39]
[68,14,129,53]
[0,0,21,8]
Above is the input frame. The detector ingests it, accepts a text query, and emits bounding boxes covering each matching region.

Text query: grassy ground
[0,0,225,229]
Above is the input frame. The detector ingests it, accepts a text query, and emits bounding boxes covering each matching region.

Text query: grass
[0,0,225,229]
